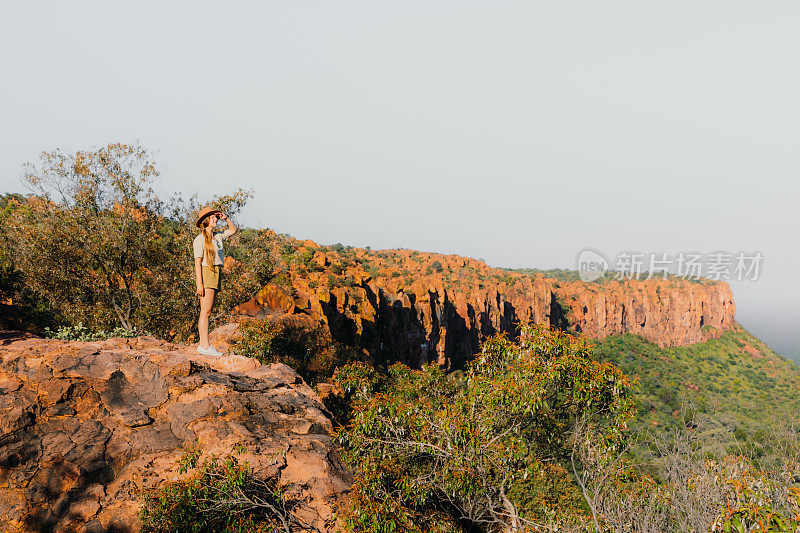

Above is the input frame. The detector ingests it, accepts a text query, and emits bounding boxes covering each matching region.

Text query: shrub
[297,248,313,267]
[4,143,251,340]
[235,319,359,385]
[709,462,800,533]
[572,402,800,533]
[44,323,143,341]
[0,195,59,332]
[215,244,275,316]
[334,324,634,531]
[140,449,293,533]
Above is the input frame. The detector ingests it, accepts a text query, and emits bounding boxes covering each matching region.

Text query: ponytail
[200,218,215,266]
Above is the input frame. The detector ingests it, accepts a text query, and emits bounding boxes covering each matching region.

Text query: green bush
[3,143,252,341]
[214,233,276,316]
[334,324,634,531]
[0,193,61,333]
[44,323,144,342]
[140,449,292,533]
[235,319,359,385]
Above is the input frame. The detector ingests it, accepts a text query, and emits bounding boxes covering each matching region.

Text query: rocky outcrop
[232,233,736,369]
[0,331,350,533]
[555,279,735,346]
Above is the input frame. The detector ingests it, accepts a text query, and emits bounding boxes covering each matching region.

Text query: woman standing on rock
[194,206,237,355]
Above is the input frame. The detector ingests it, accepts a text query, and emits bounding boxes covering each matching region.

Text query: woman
[193,206,237,355]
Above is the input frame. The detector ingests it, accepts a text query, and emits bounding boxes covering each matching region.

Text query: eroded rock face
[230,234,737,370]
[556,279,735,346]
[0,331,350,533]
[235,276,735,370]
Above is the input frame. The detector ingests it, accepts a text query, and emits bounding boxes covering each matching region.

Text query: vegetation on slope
[593,325,800,458]
[330,325,800,532]
[506,267,714,285]
[234,318,364,385]
[334,324,634,531]
[140,447,295,533]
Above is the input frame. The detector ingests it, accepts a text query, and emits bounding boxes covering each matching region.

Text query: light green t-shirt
[193,232,226,267]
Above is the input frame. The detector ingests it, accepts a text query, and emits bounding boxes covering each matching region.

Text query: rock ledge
[0,331,350,533]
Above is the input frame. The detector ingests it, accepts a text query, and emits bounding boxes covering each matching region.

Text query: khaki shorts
[202,265,223,292]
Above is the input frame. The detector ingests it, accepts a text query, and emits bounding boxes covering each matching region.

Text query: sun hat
[195,206,220,228]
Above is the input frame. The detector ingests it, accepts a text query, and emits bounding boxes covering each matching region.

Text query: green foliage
[214,229,276,316]
[235,319,359,385]
[714,487,800,533]
[44,322,143,342]
[3,144,253,341]
[508,267,713,285]
[593,327,800,464]
[508,267,590,283]
[0,194,24,283]
[177,442,202,474]
[140,451,290,533]
[576,419,800,533]
[335,324,634,531]
[0,193,61,332]
[3,143,251,340]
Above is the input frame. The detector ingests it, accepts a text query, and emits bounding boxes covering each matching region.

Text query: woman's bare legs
[198,288,216,348]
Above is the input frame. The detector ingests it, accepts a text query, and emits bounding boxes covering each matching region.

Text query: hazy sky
[1,1,798,357]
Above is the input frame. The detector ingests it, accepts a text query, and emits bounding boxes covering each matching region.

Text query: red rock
[556,278,735,346]
[0,334,349,532]
[240,233,738,369]
[234,297,263,317]
[255,284,295,314]
[223,255,238,273]
[312,251,330,268]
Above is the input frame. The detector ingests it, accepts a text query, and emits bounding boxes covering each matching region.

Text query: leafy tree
[335,324,634,531]
[5,142,251,338]
[0,193,26,299]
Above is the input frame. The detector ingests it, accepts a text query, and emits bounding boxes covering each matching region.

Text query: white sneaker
[197,344,224,356]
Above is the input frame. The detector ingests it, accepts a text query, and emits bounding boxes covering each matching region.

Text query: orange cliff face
[555,278,735,346]
[231,232,737,369]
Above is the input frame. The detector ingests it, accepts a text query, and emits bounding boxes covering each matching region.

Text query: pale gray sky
[1,1,798,357]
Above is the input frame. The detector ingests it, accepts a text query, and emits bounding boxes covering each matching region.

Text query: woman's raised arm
[219,212,238,239]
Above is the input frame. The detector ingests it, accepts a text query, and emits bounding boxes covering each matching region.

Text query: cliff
[231,232,736,369]
[0,331,349,533]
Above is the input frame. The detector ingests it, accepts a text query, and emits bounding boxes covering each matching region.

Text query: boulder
[207,321,242,353]
[255,284,295,314]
